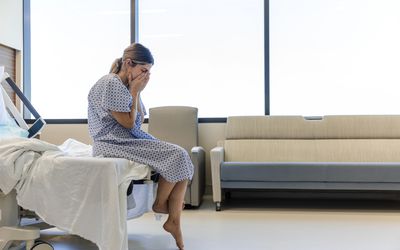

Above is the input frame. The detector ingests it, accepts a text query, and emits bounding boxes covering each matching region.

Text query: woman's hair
[110,43,154,74]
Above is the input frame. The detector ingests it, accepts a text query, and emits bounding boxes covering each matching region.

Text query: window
[28,1,400,120]
[270,0,400,115]
[30,0,130,119]
[28,0,265,119]
[138,0,265,117]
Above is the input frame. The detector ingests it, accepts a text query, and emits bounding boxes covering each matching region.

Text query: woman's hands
[128,71,150,95]
[113,71,149,129]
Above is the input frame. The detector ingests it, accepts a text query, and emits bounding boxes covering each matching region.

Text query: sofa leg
[216,202,221,211]
[184,204,194,209]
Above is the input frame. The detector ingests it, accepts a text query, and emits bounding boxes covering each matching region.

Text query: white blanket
[0,137,153,250]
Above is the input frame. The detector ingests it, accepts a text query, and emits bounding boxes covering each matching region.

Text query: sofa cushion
[220,162,400,183]
[226,115,400,140]
[224,139,400,162]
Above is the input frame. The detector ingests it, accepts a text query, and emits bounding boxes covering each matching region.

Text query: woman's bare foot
[163,219,184,250]
[152,200,169,214]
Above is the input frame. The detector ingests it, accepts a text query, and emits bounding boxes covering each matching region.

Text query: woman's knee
[168,143,189,158]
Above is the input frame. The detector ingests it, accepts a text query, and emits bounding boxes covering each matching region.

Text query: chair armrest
[191,146,205,156]
[210,146,224,203]
[191,147,205,171]
[189,146,206,206]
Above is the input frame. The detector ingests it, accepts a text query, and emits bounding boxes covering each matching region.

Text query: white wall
[40,123,226,192]
[0,0,23,104]
[0,0,23,50]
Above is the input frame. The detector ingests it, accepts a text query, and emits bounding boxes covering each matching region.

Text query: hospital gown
[88,73,194,182]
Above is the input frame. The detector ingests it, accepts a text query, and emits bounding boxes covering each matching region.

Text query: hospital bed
[0,70,156,250]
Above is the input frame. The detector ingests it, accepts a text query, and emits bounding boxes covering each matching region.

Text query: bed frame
[0,71,45,138]
[0,71,52,250]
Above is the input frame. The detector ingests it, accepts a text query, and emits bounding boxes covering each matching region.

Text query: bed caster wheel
[31,240,53,250]
[216,202,221,211]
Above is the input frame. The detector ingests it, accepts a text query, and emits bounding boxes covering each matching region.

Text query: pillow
[0,124,29,138]
[0,70,29,138]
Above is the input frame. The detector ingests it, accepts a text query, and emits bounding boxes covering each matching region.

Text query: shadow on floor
[218,190,400,212]
[38,229,176,250]
[128,234,176,250]
[38,231,98,250]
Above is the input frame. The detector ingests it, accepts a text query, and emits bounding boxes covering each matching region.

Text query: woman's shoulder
[97,73,121,85]
[93,73,131,99]
[89,74,120,95]
[92,74,126,91]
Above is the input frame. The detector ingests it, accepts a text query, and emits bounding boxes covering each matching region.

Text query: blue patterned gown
[88,74,194,182]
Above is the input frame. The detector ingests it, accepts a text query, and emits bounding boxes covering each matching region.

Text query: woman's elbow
[119,119,134,129]
[124,121,135,129]
[111,111,135,129]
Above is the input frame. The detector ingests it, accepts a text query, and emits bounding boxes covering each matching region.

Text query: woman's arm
[139,96,145,124]
[111,91,139,129]
[141,112,145,124]
[111,71,149,129]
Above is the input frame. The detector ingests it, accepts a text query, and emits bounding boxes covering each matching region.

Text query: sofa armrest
[189,146,206,206]
[211,146,224,203]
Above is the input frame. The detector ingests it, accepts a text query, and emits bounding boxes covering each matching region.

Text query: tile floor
[37,195,400,250]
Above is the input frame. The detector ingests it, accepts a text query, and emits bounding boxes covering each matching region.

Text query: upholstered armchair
[148,106,205,207]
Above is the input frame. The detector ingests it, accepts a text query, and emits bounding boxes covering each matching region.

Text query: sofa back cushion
[226,115,400,140]
[224,139,400,162]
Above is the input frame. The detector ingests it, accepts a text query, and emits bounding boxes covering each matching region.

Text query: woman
[88,43,193,250]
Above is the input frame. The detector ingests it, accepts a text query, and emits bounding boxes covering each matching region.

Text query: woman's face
[126,59,152,79]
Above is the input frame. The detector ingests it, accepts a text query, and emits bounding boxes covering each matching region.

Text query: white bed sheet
[0,137,154,250]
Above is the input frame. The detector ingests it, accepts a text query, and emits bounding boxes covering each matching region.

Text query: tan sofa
[211,115,400,211]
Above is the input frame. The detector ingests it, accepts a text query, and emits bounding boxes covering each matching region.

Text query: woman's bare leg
[152,176,189,249]
[153,176,175,214]
[163,180,188,250]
